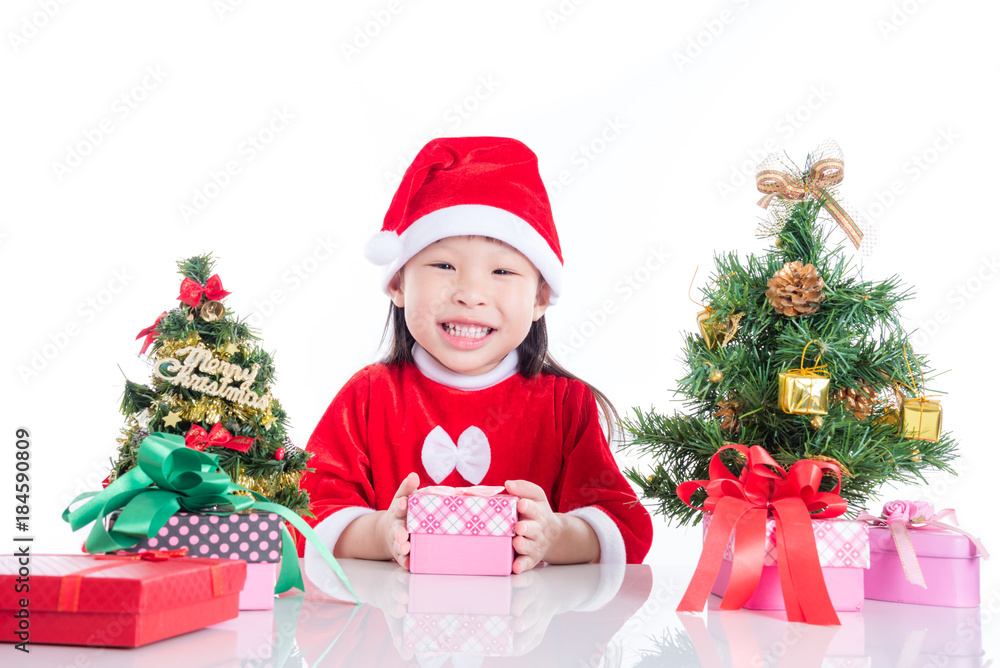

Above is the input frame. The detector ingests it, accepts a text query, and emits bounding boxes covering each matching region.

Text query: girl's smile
[439,320,497,349]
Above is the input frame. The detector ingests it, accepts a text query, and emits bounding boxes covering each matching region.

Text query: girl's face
[388,235,549,376]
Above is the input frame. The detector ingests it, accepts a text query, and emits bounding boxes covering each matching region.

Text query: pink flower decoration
[881,500,936,523]
[911,501,935,522]
[881,500,915,523]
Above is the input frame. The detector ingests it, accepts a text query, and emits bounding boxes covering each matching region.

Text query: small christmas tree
[110,254,311,515]
[622,143,958,525]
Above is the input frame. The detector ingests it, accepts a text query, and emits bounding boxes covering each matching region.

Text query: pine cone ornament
[713,399,741,431]
[765,261,826,316]
[832,381,876,420]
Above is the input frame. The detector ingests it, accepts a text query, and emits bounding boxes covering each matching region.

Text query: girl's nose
[453,273,488,306]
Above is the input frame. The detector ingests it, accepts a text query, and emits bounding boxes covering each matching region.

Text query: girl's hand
[377,472,420,569]
[505,479,564,574]
[505,479,601,571]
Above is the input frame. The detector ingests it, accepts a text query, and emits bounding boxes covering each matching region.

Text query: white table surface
[18,558,996,667]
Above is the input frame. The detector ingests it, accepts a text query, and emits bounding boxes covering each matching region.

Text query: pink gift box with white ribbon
[861,501,988,608]
[406,486,518,576]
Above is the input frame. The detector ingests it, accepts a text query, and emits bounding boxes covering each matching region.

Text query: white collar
[411,343,519,391]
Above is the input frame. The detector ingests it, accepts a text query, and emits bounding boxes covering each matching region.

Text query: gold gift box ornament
[778,341,830,415]
[897,346,943,442]
[899,397,943,442]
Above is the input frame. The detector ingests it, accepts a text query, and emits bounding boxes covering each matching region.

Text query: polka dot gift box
[108,510,283,610]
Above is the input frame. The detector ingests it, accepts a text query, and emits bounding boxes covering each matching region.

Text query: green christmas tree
[110,254,311,515]
[622,148,958,526]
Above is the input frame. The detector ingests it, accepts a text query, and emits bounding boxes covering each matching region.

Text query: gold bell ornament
[778,340,830,415]
[200,300,225,322]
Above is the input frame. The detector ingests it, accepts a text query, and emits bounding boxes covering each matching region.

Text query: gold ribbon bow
[756,140,864,249]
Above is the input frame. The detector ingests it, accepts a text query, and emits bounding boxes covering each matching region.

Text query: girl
[298,136,652,578]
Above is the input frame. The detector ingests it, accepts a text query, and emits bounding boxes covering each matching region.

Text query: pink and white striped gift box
[406,486,518,576]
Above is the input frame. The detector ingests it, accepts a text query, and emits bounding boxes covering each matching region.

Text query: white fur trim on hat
[368,204,562,304]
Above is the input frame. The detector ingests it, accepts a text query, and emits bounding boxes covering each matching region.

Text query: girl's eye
[493,269,514,276]
[432,263,454,270]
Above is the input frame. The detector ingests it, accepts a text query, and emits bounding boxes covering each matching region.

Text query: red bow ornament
[177,274,231,308]
[676,444,848,626]
[135,311,167,354]
[184,423,253,453]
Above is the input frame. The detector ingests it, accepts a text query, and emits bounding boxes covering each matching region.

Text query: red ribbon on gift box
[676,444,848,626]
[177,274,231,308]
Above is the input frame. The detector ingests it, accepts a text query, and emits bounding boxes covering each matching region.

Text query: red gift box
[0,554,246,648]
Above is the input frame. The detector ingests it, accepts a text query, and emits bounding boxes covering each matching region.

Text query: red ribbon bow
[135,311,167,355]
[177,274,231,308]
[676,444,847,626]
[184,423,254,453]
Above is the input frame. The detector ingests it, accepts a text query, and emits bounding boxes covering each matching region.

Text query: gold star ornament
[162,410,183,428]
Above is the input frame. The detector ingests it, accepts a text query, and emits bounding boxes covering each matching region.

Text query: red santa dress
[297,343,653,583]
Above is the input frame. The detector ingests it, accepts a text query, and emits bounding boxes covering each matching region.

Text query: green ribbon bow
[62,432,357,603]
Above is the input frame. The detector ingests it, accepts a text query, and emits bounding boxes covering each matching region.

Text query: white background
[3,0,999,659]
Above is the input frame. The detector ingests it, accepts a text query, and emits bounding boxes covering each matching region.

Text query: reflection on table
[676,597,986,668]
[295,557,653,666]
[18,559,991,667]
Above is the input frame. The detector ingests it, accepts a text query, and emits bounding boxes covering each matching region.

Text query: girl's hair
[378,275,622,444]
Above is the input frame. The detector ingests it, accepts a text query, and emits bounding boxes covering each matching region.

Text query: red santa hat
[365,136,564,303]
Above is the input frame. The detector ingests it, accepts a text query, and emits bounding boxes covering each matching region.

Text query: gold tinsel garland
[237,471,304,499]
[164,393,275,428]
[154,332,202,360]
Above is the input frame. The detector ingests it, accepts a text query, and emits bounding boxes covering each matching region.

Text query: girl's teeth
[444,323,492,339]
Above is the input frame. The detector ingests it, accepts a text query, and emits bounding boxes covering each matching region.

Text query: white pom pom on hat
[363,230,404,266]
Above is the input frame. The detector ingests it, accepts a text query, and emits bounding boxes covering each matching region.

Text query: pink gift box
[407,487,517,576]
[239,562,277,610]
[705,514,870,612]
[864,525,982,607]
